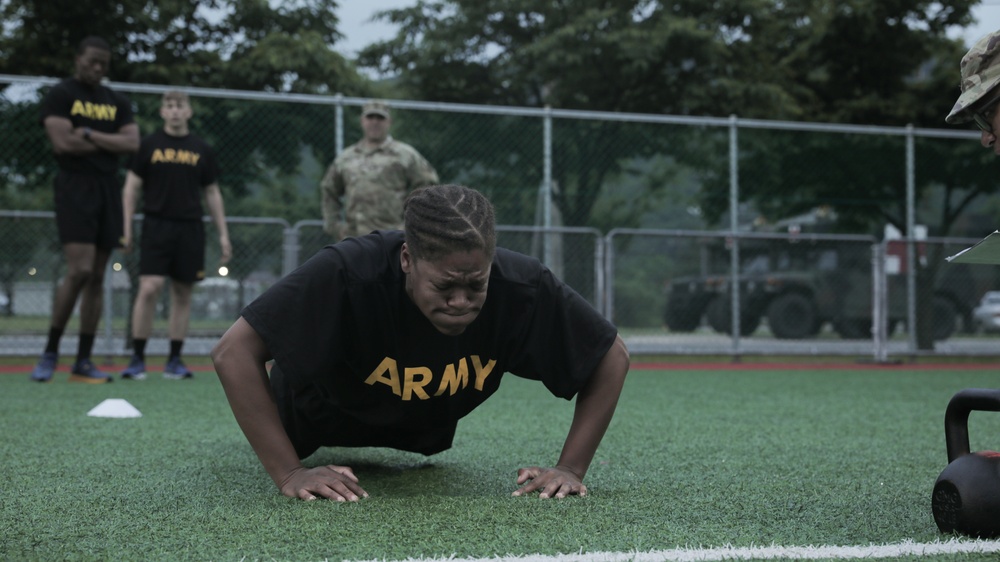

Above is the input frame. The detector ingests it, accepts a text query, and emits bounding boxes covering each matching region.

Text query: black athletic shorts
[54,170,123,249]
[138,215,206,283]
[268,362,457,459]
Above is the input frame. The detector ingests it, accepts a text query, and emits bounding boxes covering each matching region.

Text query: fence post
[594,231,605,317]
[729,114,742,359]
[603,232,616,322]
[905,125,918,354]
[101,259,114,362]
[335,93,344,155]
[872,242,888,362]
[282,226,300,277]
[542,105,553,267]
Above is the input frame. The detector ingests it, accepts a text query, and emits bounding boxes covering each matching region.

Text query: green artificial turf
[2,364,1000,561]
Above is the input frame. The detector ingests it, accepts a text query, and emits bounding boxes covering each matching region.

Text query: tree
[359,0,746,228]
[359,0,981,231]
[0,0,361,92]
[0,0,377,213]
[358,0,986,345]
[695,4,984,349]
[0,0,378,325]
[695,2,981,233]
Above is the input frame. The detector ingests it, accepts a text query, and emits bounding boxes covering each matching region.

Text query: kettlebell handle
[944,388,1000,463]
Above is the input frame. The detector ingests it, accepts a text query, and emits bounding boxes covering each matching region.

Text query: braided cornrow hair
[404,184,497,262]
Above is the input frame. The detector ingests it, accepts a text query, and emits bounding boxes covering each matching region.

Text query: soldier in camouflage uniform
[947,30,1000,151]
[320,100,439,240]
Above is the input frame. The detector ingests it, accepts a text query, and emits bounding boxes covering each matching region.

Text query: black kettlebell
[932,387,1000,538]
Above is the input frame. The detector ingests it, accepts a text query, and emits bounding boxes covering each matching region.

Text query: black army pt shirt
[241,230,618,454]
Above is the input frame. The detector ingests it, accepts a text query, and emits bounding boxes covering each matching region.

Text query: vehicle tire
[766,293,818,340]
[663,302,703,332]
[706,296,760,336]
[932,296,958,341]
[833,318,871,339]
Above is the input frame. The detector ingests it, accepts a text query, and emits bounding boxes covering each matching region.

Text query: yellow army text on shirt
[321,136,439,239]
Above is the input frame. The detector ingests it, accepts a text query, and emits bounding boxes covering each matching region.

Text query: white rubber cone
[87,398,142,418]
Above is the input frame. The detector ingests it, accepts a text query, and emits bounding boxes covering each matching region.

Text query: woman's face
[400,243,491,336]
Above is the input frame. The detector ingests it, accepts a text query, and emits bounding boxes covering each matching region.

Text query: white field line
[347,538,1000,562]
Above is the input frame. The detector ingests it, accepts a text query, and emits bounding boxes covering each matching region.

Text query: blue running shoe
[163,357,193,380]
[121,356,147,380]
[69,358,112,384]
[30,352,58,382]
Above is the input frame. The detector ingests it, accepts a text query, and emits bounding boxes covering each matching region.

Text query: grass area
[3,365,1000,560]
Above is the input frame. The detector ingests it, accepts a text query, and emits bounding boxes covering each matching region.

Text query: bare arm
[121,171,143,252]
[89,122,140,154]
[513,333,630,498]
[203,183,231,264]
[211,317,368,501]
[43,116,139,155]
[43,116,96,155]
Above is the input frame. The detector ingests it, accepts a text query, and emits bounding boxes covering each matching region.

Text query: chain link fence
[3,75,1000,360]
[3,210,1000,359]
[606,230,1000,359]
[0,211,285,357]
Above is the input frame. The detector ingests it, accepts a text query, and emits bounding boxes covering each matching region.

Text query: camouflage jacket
[320,136,439,239]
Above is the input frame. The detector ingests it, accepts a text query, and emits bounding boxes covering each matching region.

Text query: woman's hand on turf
[511,465,587,499]
[279,464,369,502]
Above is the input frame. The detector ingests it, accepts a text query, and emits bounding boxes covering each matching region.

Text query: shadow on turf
[304,451,509,497]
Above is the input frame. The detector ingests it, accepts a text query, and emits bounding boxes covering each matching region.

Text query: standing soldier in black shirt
[121,90,231,380]
[31,36,139,383]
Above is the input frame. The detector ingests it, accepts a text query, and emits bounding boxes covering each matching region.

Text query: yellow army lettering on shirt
[151,148,202,166]
[364,355,498,401]
[70,100,118,121]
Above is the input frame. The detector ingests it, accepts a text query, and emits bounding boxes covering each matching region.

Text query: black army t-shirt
[39,78,135,175]
[130,129,219,220]
[242,230,618,441]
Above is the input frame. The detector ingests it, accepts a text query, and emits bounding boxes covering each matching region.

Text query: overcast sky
[336,1,1000,56]
[959,0,1000,44]
[336,0,410,56]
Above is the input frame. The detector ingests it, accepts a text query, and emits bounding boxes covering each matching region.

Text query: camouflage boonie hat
[362,100,390,118]
[946,30,1000,124]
